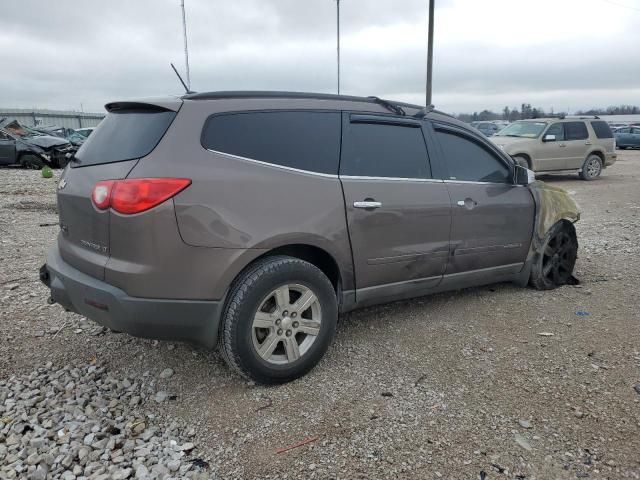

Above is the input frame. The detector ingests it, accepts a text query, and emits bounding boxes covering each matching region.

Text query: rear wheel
[19,154,44,170]
[530,222,578,290]
[220,256,338,384]
[580,154,602,180]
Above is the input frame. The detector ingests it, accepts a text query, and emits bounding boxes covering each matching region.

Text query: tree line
[456,104,640,123]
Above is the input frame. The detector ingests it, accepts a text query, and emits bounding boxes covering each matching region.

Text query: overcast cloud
[1,0,639,114]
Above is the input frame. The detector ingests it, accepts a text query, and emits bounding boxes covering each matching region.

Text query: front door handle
[559,143,567,147]
[354,200,382,209]
[457,198,478,209]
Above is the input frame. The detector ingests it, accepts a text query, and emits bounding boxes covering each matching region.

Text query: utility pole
[336,0,341,94]
[180,0,191,90]
[426,0,435,106]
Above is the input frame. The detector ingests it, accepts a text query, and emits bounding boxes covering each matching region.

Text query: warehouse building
[0,108,104,129]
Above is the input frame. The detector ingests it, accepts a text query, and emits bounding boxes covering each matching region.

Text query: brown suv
[40,92,580,384]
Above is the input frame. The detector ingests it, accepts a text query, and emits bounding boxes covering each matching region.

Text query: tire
[220,256,338,384]
[580,154,602,180]
[530,222,578,290]
[19,154,44,170]
[513,155,530,169]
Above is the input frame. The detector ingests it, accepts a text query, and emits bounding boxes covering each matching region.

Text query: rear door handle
[559,143,567,147]
[354,200,382,209]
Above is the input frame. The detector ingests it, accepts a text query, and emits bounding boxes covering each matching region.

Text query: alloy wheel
[586,157,602,178]
[251,283,322,365]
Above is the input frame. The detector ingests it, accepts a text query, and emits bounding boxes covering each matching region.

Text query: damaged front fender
[528,180,580,253]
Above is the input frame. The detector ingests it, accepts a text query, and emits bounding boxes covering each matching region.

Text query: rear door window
[434,127,510,183]
[564,122,589,141]
[545,123,565,141]
[202,111,341,175]
[74,107,176,167]
[590,121,613,138]
[340,117,431,178]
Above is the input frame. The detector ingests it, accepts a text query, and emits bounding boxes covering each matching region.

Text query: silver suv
[491,117,617,180]
[41,92,580,384]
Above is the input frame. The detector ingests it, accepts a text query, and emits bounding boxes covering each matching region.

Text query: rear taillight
[92,180,114,210]
[91,178,191,214]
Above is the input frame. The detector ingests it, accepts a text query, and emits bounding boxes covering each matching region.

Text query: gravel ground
[1,151,640,479]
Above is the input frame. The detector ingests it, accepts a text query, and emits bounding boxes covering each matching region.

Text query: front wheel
[220,256,338,384]
[19,154,44,170]
[513,155,530,169]
[580,154,602,180]
[530,222,578,290]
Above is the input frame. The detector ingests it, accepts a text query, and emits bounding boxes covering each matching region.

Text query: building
[0,108,104,130]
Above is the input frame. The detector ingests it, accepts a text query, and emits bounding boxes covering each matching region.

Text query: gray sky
[2,0,639,114]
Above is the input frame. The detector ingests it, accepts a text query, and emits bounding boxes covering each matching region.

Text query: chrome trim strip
[443,179,511,186]
[340,175,445,183]
[206,149,340,179]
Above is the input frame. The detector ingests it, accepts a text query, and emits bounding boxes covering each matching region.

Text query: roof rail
[564,115,600,119]
[413,104,435,119]
[181,91,423,110]
[367,96,406,116]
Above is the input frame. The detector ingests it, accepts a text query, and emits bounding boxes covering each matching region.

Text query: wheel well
[558,219,577,239]
[589,150,604,163]
[514,153,531,168]
[254,244,342,292]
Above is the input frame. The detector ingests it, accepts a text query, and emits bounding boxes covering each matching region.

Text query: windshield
[495,121,547,138]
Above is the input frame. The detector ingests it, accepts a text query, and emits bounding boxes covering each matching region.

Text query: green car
[615,126,640,149]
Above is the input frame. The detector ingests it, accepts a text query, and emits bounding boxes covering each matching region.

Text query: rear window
[201,111,341,175]
[74,108,176,167]
[590,121,613,139]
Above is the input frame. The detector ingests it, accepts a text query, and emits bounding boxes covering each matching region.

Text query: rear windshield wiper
[368,96,406,116]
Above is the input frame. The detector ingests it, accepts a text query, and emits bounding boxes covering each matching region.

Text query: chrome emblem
[58,178,67,190]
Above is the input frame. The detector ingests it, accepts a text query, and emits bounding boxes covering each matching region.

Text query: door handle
[559,143,567,147]
[457,198,477,209]
[354,200,382,209]
[585,141,592,145]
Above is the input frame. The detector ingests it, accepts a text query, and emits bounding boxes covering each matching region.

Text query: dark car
[615,126,640,149]
[0,125,75,169]
[40,91,580,384]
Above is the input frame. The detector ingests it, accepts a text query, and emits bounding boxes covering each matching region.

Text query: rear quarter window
[590,121,613,139]
[201,111,341,175]
[74,108,176,167]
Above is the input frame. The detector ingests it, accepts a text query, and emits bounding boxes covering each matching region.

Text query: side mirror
[543,134,556,142]
[514,165,535,185]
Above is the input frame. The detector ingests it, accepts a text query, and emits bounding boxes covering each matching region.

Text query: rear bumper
[604,152,617,166]
[41,246,223,348]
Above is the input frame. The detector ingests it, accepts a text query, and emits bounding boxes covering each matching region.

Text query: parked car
[75,127,95,139]
[491,117,616,180]
[0,120,76,169]
[470,121,506,137]
[34,126,87,146]
[40,92,580,384]
[615,126,640,149]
